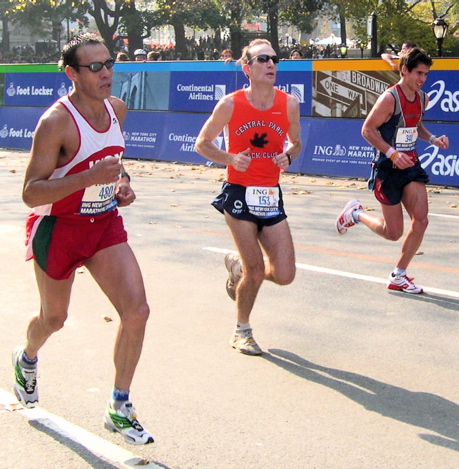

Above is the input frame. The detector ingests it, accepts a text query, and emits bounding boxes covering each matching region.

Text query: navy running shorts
[211,181,287,231]
[371,160,429,205]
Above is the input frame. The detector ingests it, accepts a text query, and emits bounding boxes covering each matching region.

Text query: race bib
[395,126,418,153]
[80,182,117,215]
[245,186,280,218]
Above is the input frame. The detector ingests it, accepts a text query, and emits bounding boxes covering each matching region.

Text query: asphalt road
[1,150,459,469]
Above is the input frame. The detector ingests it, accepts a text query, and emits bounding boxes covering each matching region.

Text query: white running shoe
[336,199,363,234]
[224,253,243,301]
[387,273,423,294]
[12,346,38,408]
[230,328,263,356]
[104,401,154,445]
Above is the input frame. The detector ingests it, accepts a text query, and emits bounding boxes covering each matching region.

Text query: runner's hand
[116,181,136,207]
[231,148,251,172]
[392,151,414,170]
[89,156,122,185]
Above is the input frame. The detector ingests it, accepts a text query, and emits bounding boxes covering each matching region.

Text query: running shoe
[104,401,154,445]
[387,273,423,294]
[335,199,363,234]
[12,346,38,408]
[230,328,263,356]
[225,253,243,301]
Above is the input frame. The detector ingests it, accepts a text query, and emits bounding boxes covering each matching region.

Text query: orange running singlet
[225,88,290,187]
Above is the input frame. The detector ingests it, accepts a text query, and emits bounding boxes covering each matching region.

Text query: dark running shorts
[211,181,287,231]
[26,209,128,280]
[371,161,429,205]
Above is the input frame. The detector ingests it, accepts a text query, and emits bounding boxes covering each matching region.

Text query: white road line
[429,212,459,219]
[204,247,459,299]
[0,389,161,469]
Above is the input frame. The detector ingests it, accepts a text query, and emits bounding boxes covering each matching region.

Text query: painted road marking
[0,389,162,469]
[429,212,459,219]
[204,247,459,299]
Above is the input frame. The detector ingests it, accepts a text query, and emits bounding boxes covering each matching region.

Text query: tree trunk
[2,16,9,54]
[173,21,187,59]
[267,5,279,55]
[89,0,120,57]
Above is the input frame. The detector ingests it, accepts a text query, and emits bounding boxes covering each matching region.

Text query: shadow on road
[264,348,459,451]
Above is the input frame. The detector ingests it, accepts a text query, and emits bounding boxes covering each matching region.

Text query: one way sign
[316,72,366,111]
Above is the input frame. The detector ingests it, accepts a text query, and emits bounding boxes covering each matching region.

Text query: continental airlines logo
[176,84,226,101]
[168,132,224,152]
[275,83,305,103]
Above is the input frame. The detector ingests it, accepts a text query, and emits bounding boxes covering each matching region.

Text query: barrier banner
[169,71,237,113]
[312,70,396,119]
[301,118,459,186]
[424,70,459,122]
[112,71,170,111]
[0,106,42,149]
[124,110,211,164]
[4,73,72,107]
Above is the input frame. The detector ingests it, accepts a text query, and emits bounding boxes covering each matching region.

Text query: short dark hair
[399,47,433,72]
[402,41,417,49]
[58,33,105,71]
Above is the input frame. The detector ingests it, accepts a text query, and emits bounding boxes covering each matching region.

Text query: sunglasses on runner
[249,54,280,64]
[78,58,115,72]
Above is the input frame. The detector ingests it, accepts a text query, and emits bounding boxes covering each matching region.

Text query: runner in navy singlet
[336,48,449,294]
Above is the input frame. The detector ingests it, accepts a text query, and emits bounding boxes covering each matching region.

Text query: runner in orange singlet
[196,39,302,355]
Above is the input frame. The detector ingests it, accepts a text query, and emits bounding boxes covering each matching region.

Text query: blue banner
[169,71,237,113]
[0,106,42,148]
[300,118,459,186]
[424,70,459,122]
[4,73,72,107]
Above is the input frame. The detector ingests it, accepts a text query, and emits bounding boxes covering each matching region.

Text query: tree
[147,0,225,59]
[8,0,90,51]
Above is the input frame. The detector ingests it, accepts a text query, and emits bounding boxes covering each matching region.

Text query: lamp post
[432,18,448,57]
[339,44,348,58]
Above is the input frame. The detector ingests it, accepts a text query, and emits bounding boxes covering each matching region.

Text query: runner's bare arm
[285,94,302,160]
[23,104,122,208]
[195,95,252,172]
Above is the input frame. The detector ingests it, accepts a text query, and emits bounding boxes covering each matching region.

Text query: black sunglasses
[78,58,115,72]
[249,54,279,64]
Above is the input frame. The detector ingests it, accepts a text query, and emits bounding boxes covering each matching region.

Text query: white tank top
[33,95,125,218]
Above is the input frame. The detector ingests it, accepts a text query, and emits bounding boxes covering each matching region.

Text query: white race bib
[80,182,117,215]
[245,186,280,218]
[395,126,418,153]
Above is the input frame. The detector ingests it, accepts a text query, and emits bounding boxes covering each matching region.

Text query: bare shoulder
[286,93,300,109]
[108,96,127,122]
[215,93,235,113]
[37,100,72,135]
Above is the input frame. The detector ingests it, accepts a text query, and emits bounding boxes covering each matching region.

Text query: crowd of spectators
[1,36,351,64]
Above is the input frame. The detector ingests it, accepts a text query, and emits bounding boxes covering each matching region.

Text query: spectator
[221,49,234,63]
[116,51,128,62]
[289,49,303,60]
[147,51,160,61]
[381,41,417,71]
[134,49,147,61]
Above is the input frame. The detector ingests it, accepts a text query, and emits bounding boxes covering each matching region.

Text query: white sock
[393,268,406,277]
[236,322,250,332]
[352,209,363,223]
